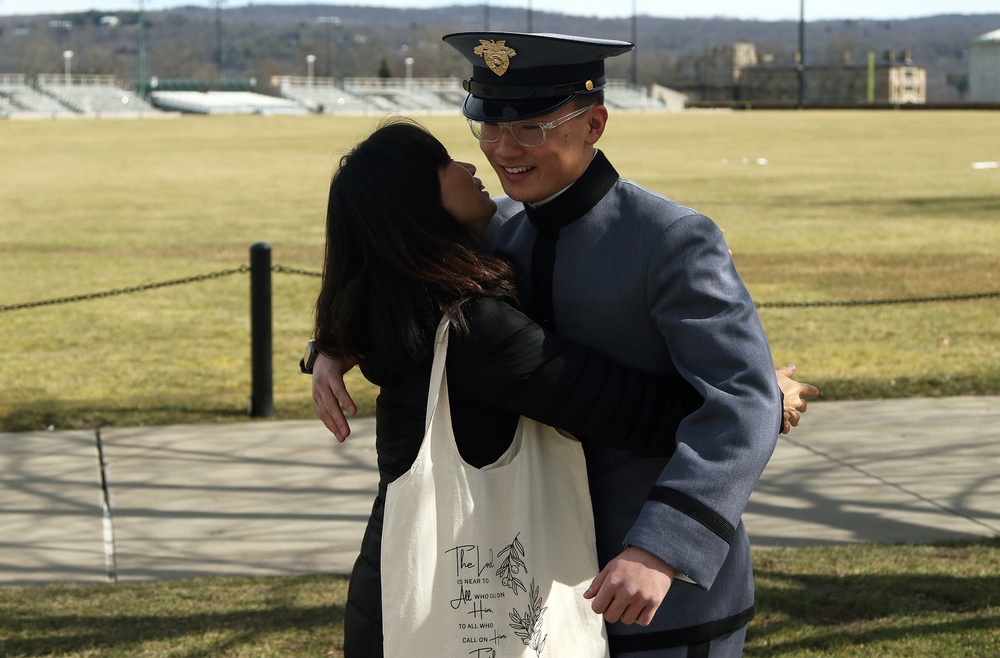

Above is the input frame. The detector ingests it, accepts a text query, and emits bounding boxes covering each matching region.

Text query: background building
[739,49,926,105]
[673,42,757,102]
[969,29,1000,101]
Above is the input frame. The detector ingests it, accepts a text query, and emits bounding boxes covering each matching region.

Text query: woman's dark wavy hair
[313,118,517,375]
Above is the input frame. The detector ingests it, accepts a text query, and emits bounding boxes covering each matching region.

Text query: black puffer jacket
[342,296,702,658]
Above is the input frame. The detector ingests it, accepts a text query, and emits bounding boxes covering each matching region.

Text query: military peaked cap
[442,31,633,121]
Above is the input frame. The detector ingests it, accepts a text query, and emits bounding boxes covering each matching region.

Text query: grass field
[1,110,999,430]
[1,538,997,657]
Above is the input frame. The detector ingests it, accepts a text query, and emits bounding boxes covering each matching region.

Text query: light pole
[49,19,72,59]
[484,2,490,30]
[317,16,341,78]
[630,0,638,86]
[63,50,73,85]
[797,0,805,109]
[138,0,147,97]
[213,0,227,75]
[306,54,316,85]
[527,0,532,32]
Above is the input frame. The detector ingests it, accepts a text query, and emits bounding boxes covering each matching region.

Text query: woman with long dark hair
[313,118,703,657]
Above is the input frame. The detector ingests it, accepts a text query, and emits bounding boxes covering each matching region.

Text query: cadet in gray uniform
[440,31,780,657]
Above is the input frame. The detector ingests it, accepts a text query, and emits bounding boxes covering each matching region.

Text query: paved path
[1,397,997,586]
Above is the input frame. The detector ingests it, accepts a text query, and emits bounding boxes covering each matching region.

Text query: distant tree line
[0,5,996,100]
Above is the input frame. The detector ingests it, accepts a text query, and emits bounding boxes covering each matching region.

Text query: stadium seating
[150,90,309,115]
[0,74,76,116]
[605,80,667,110]
[0,72,677,119]
[275,77,371,114]
[37,75,158,116]
[277,76,667,115]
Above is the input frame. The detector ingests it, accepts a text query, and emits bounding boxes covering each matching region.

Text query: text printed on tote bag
[446,532,548,656]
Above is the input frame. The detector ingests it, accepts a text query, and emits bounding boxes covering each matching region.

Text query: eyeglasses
[467,105,593,148]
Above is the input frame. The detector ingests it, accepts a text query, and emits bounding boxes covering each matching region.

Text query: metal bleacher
[37,74,158,116]
[604,79,665,110]
[278,76,465,114]
[0,71,674,120]
[275,77,370,114]
[277,76,667,115]
[0,74,160,118]
[344,78,459,113]
[0,74,75,116]
[150,90,308,115]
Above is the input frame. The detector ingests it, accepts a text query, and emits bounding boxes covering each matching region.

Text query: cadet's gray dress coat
[483,151,782,656]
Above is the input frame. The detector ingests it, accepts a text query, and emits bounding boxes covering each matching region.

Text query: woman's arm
[445,297,701,457]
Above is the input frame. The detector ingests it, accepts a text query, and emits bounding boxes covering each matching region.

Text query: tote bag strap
[423,315,451,434]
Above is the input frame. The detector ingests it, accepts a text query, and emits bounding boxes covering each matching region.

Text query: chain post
[249,243,274,417]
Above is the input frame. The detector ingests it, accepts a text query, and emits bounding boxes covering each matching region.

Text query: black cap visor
[464,91,588,122]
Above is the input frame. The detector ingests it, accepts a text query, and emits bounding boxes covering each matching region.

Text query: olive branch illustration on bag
[496,532,527,595]
[510,578,548,654]
[497,533,548,655]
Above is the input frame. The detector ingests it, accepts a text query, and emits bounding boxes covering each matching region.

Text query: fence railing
[3,243,998,418]
[37,73,120,87]
[0,73,26,87]
[276,76,473,92]
[0,244,322,419]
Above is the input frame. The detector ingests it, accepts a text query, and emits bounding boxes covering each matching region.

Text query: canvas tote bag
[381,317,609,658]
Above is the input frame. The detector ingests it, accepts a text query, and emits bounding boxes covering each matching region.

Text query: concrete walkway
[1,397,998,586]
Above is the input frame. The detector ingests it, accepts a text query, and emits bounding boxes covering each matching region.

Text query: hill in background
[1,4,998,101]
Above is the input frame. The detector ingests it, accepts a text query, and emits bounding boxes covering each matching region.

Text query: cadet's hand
[312,352,357,442]
[583,546,675,626]
[776,364,820,434]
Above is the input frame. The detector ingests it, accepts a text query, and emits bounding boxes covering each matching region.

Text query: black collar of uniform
[524,150,619,232]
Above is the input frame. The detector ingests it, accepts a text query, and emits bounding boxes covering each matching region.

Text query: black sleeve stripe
[607,605,754,652]
[648,486,736,545]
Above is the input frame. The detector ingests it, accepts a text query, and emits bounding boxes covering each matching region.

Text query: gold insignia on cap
[473,40,517,77]
[585,80,595,91]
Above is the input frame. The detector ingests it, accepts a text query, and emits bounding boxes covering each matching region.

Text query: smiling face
[438,159,497,238]
[479,102,608,205]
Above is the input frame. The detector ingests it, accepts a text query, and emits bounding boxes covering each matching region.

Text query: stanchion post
[249,242,274,417]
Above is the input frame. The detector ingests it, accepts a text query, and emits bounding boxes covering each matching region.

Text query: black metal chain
[756,290,1000,309]
[1,261,997,314]
[270,264,321,278]
[0,266,249,313]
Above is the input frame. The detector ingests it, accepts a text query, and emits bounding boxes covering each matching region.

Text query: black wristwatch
[300,339,318,374]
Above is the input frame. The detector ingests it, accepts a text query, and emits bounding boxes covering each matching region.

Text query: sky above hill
[1,0,998,21]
